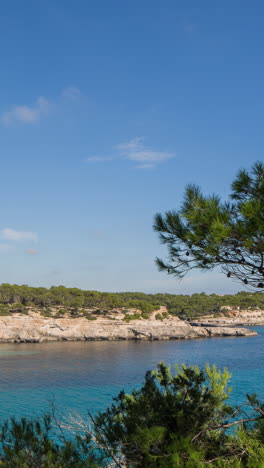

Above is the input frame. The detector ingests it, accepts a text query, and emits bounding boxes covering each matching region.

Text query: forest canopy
[0,283,263,319]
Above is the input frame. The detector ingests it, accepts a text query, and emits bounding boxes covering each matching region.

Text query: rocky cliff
[0,312,257,343]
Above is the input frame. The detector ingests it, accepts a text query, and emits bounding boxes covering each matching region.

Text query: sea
[0,327,263,422]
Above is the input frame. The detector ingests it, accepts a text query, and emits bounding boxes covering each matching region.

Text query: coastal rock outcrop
[0,313,257,343]
[190,309,264,327]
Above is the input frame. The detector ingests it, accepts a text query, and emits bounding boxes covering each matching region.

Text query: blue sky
[0,0,263,294]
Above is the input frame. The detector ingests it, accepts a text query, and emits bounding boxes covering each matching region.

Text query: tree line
[0,283,263,319]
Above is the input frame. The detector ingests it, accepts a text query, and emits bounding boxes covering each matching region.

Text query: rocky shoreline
[190,309,264,328]
[0,312,257,343]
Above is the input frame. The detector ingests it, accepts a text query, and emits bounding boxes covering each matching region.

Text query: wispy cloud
[25,248,39,255]
[86,137,175,169]
[1,86,81,125]
[135,163,156,169]
[85,156,114,163]
[115,137,175,168]
[1,228,38,242]
[115,137,145,153]
[61,86,81,101]
[2,97,50,124]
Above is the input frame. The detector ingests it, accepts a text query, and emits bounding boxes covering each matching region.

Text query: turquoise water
[0,328,263,422]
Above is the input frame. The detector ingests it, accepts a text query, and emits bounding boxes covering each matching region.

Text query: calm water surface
[0,328,263,421]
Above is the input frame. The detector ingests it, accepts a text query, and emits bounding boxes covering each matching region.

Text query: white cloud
[116,136,145,152]
[25,248,39,255]
[86,137,175,169]
[1,228,38,242]
[2,97,50,124]
[135,163,155,169]
[62,86,81,101]
[1,86,81,125]
[116,137,175,167]
[85,156,113,163]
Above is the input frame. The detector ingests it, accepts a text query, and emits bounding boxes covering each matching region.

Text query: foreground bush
[0,414,102,467]
[1,364,264,467]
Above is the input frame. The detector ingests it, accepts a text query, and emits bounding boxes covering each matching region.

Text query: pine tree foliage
[153,162,264,289]
[1,365,264,466]
[0,414,102,467]
[93,363,264,467]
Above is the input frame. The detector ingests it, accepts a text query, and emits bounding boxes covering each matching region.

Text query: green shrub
[70,308,80,316]
[93,364,264,467]
[141,312,150,319]
[19,309,29,315]
[41,308,53,317]
[123,313,142,322]
[58,308,67,315]
[155,313,163,320]
[84,312,97,321]
[85,314,97,321]
[122,316,130,322]
[0,310,10,316]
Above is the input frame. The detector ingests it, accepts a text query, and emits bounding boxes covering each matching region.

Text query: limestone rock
[191,309,264,327]
[0,314,257,343]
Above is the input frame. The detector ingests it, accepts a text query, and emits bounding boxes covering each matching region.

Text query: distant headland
[0,284,260,342]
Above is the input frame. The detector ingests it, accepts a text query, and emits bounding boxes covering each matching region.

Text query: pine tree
[153,161,264,289]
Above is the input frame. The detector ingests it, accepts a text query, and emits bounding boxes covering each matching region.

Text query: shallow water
[0,328,262,421]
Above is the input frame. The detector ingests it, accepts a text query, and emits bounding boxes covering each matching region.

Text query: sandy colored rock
[191,309,264,327]
[0,313,257,343]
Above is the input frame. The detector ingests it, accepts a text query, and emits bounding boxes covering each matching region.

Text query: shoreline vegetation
[0,283,263,319]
